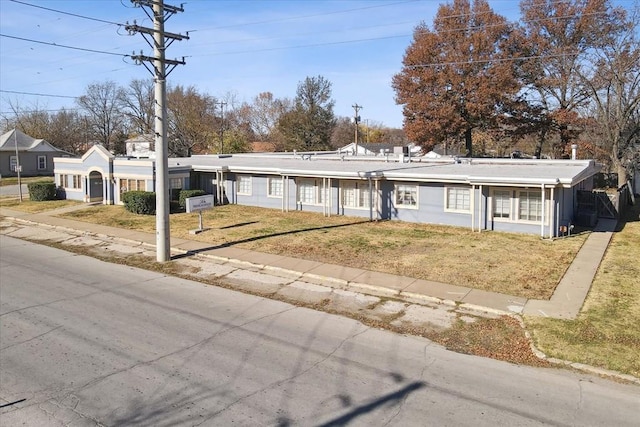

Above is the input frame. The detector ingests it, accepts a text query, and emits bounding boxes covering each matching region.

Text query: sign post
[185,194,214,234]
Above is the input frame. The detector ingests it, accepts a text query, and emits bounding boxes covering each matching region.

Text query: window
[72,175,82,189]
[120,179,145,196]
[59,174,68,188]
[445,187,470,212]
[395,184,418,208]
[268,177,283,198]
[341,181,370,209]
[169,177,183,189]
[37,156,47,170]
[10,156,18,172]
[492,190,511,219]
[518,191,543,221]
[237,175,251,195]
[298,178,323,205]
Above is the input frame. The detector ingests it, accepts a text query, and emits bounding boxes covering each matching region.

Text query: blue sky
[0,0,636,129]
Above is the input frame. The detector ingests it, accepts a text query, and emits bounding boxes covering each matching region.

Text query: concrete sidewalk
[0,205,616,319]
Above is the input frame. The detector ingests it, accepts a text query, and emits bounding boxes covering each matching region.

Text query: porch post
[541,184,546,238]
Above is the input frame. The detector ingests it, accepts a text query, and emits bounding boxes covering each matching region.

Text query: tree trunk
[465,128,473,157]
[617,163,628,188]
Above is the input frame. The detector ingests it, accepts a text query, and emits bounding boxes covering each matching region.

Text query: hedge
[28,181,57,201]
[122,191,156,215]
[178,189,206,209]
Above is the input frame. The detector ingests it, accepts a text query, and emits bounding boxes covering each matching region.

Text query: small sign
[186,194,214,213]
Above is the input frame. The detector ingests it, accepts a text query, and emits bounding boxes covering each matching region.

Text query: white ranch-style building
[54,146,601,238]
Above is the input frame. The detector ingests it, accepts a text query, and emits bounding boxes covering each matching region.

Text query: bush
[122,191,156,215]
[178,189,206,209]
[28,181,57,201]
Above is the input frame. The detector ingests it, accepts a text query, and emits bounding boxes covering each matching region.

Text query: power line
[0,89,78,99]
[8,0,123,26]
[0,34,128,57]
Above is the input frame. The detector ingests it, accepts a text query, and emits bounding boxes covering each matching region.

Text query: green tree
[278,76,336,151]
[392,0,522,156]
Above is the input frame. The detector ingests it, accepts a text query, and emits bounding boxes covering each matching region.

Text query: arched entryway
[88,171,104,202]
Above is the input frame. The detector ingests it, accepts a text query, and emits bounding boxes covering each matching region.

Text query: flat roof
[169,154,599,187]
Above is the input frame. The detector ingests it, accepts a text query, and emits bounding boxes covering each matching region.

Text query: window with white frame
[120,179,145,196]
[492,189,511,219]
[341,180,370,209]
[59,174,68,188]
[518,190,543,221]
[445,186,470,212]
[237,175,252,195]
[268,177,283,198]
[72,175,82,189]
[298,178,323,205]
[10,156,18,172]
[395,184,418,208]
[37,156,47,170]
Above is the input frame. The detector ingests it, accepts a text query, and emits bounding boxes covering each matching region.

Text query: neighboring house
[125,134,155,158]
[0,129,72,177]
[338,142,413,156]
[54,148,603,238]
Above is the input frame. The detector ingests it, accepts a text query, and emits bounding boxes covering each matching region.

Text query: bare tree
[77,81,127,153]
[121,79,155,135]
[166,85,217,156]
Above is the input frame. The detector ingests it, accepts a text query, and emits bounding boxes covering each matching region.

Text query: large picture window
[518,191,543,221]
[341,181,370,209]
[237,175,251,195]
[268,177,283,198]
[445,187,470,212]
[298,178,323,205]
[492,190,511,219]
[395,184,418,208]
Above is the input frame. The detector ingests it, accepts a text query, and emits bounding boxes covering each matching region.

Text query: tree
[121,79,155,135]
[331,116,357,148]
[239,92,291,149]
[277,76,336,151]
[392,0,522,155]
[519,0,626,157]
[166,85,217,156]
[579,5,640,186]
[77,81,127,153]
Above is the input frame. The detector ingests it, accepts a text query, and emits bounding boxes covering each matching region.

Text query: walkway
[0,204,617,319]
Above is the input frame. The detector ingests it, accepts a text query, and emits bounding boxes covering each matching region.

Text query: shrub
[28,181,57,201]
[178,189,206,209]
[122,191,156,215]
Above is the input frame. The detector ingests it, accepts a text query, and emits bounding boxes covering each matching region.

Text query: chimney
[571,144,578,160]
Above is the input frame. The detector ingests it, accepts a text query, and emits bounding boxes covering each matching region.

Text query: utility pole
[126,0,188,262]
[216,101,227,154]
[352,104,362,156]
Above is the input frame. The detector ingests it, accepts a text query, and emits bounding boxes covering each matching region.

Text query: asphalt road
[1,236,638,426]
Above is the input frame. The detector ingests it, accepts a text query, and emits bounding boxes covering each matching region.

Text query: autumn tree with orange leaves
[392,0,524,156]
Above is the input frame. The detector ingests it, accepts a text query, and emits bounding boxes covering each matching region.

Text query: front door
[89,171,103,202]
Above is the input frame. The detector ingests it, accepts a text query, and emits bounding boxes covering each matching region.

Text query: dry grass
[0,197,81,213]
[526,203,640,378]
[59,203,588,299]
[0,176,53,187]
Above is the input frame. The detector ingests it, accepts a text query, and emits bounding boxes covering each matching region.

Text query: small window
[445,187,470,212]
[10,156,18,172]
[59,174,69,188]
[37,155,47,170]
[268,177,283,198]
[518,191,543,221]
[492,189,511,219]
[169,177,183,189]
[395,184,418,208]
[237,175,252,195]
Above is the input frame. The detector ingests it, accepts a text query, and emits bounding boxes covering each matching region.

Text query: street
[1,235,638,426]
